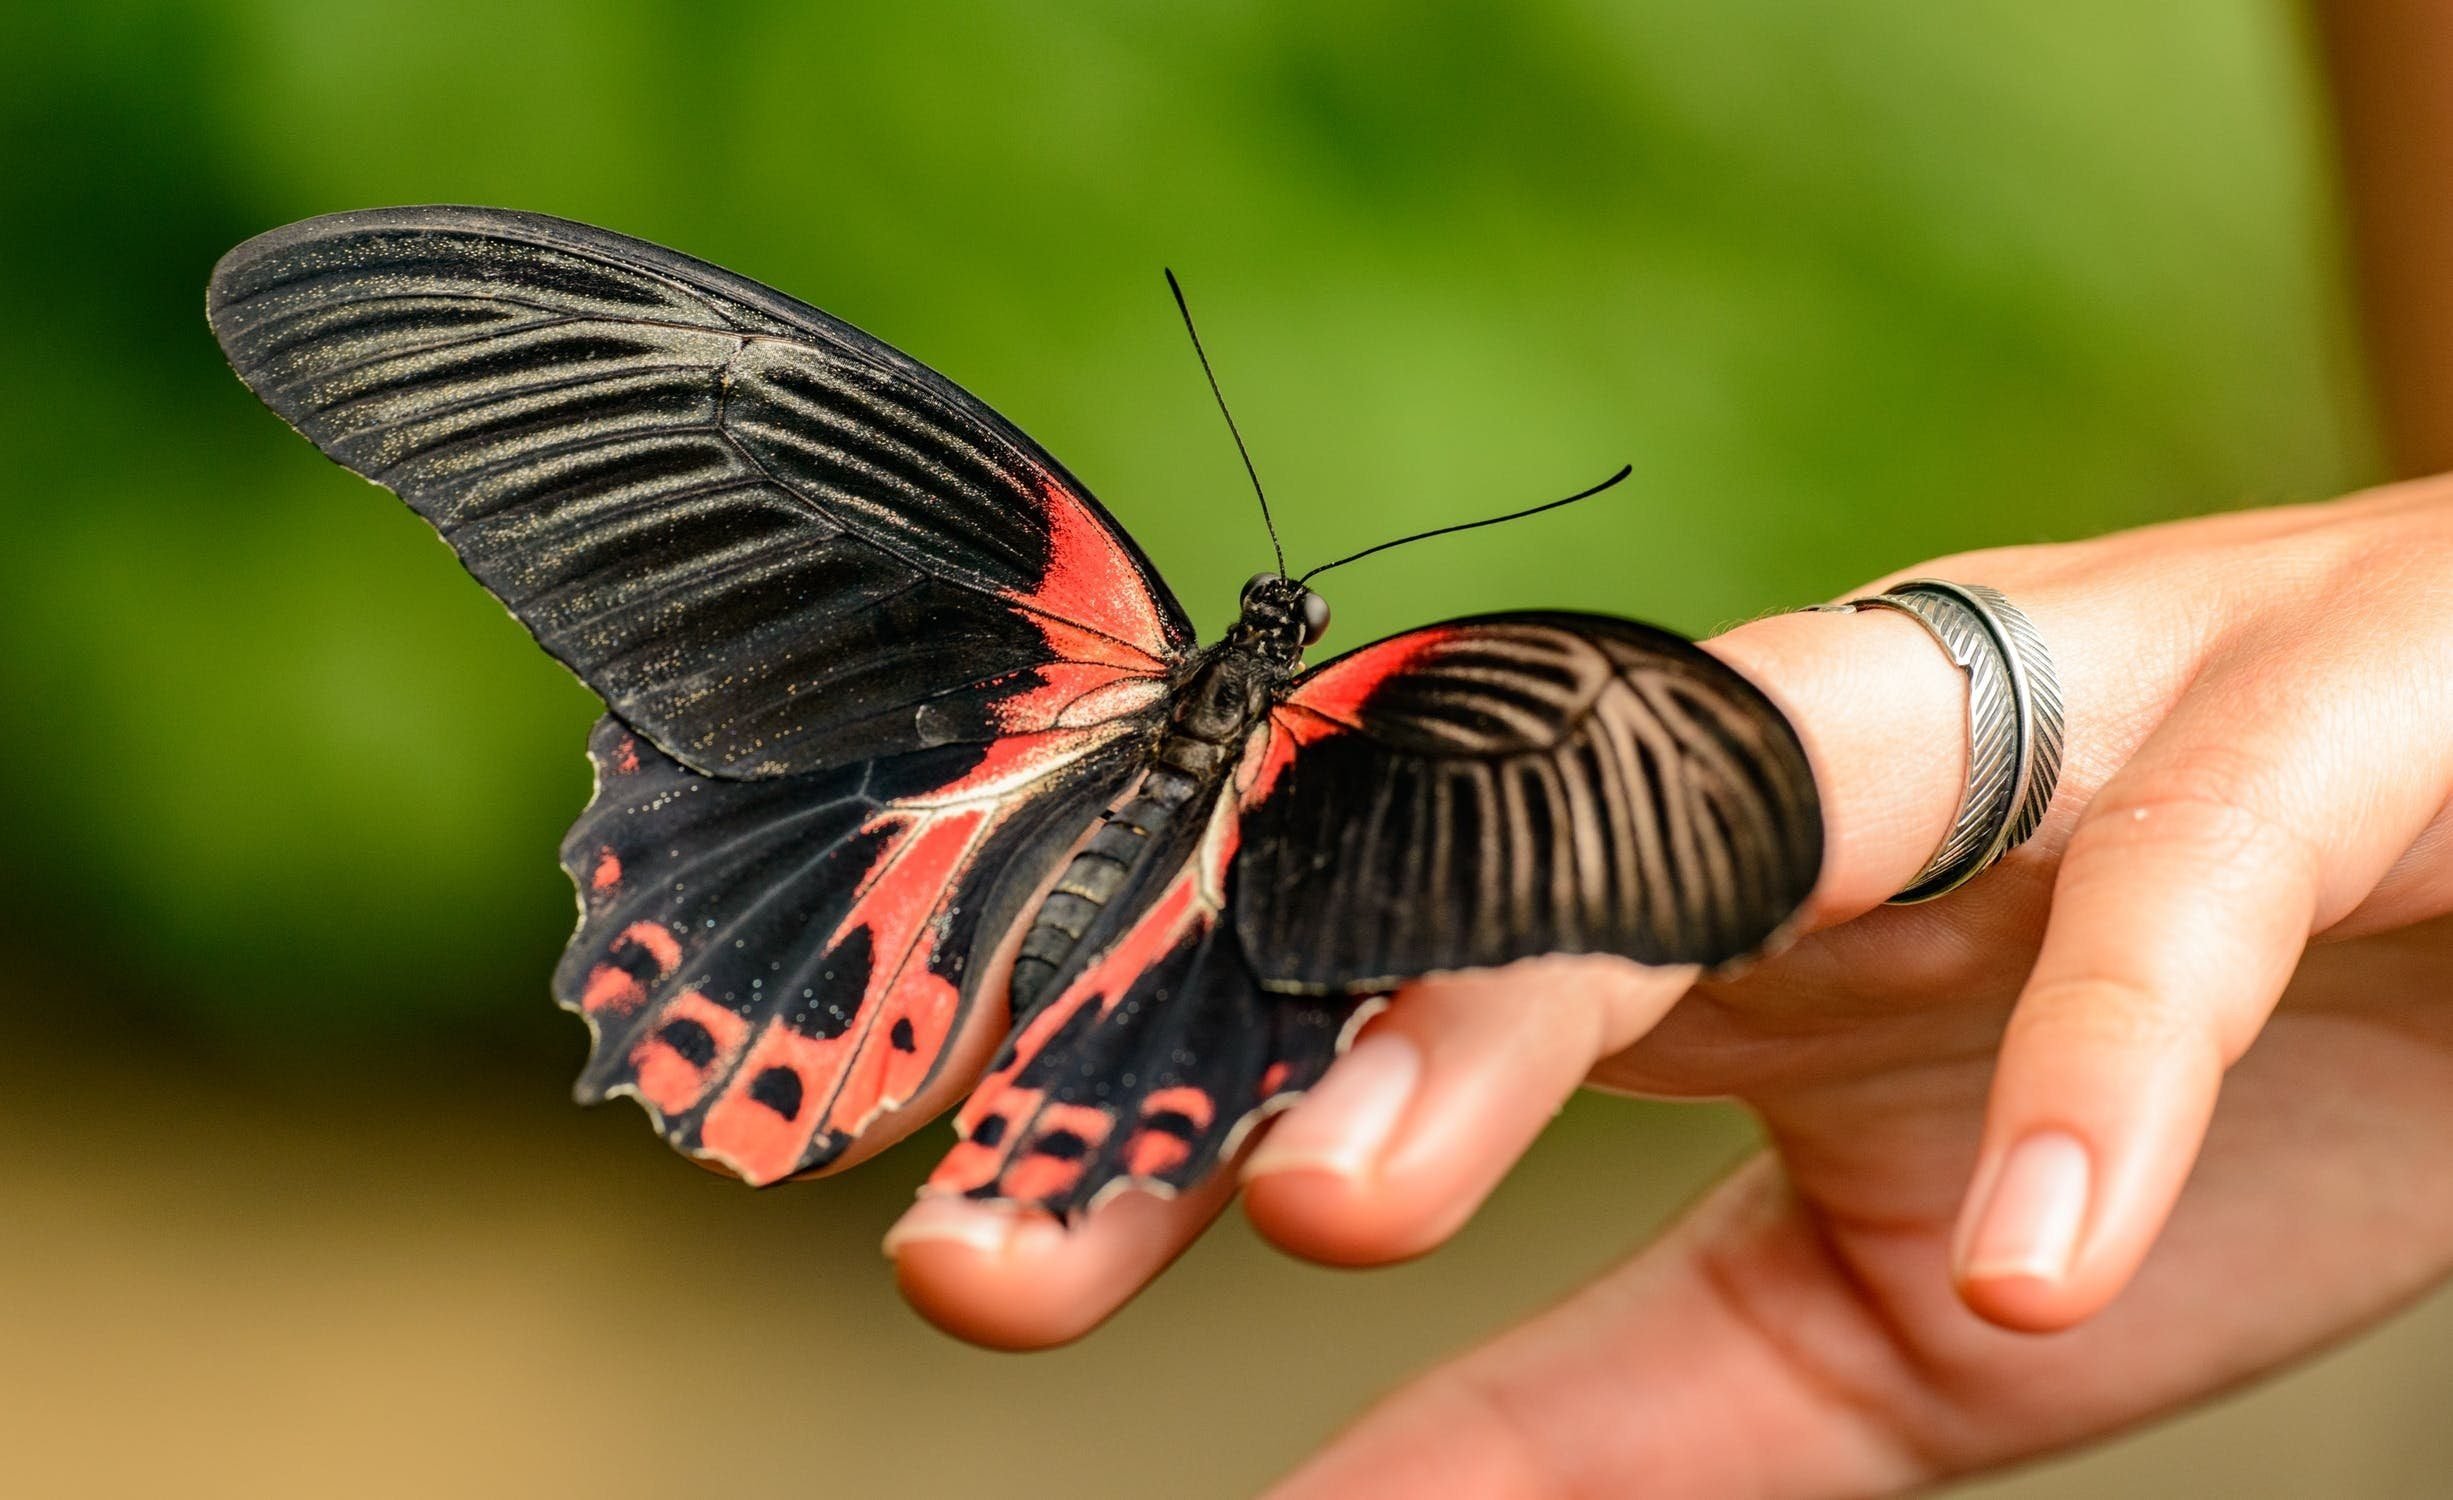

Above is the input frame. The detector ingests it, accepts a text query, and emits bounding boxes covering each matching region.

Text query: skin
[873,478,2453,1495]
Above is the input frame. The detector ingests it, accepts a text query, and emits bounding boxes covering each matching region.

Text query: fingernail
[1242,1029,1421,1182]
[1961,1130,2092,1285]
[882,1196,1017,1260]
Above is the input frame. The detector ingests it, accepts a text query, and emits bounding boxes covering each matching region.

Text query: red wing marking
[1121,1130,1191,1179]
[589,849,623,894]
[578,920,681,1016]
[997,1102,1115,1203]
[1119,1088,1216,1178]
[628,989,747,1115]
[692,727,1125,1185]
[987,482,1176,731]
[1284,627,1452,725]
[1007,475,1176,672]
[697,1025,858,1177]
[622,921,683,972]
[580,966,645,1016]
[933,766,1253,1198]
[1246,628,1452,802]
[929,1085,1045,1194]
[1139,1085,1215,1126]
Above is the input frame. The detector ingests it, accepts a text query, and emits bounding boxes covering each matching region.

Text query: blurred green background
[7,1,2446,1496]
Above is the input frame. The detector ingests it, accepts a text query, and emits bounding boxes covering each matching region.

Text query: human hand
[887,478,2453,1495]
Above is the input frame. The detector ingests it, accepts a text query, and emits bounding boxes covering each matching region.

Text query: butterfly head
[1236,572,1332,661]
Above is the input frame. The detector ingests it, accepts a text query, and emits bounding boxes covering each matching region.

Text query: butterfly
[206,207,1823,1219]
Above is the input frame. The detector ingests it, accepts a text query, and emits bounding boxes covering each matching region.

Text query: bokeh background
[6,1,2447,1495]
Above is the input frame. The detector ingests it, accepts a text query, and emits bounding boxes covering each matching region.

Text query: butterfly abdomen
[1007,643,1280,1012]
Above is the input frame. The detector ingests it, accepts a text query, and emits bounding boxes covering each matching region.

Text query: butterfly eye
[1299,590,1332,644]
[1243,572,1282,605]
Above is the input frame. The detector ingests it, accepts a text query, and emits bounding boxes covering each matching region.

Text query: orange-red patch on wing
[696,1025,850,1184]
[929,1087,1046,1193]
[1123,1085,1215,1181]
[1001,1104,1114,1203]
[619,921,683,975]
[991,659,1165,735]
[1283,628,1450,726]
[813,809,985,1135]
[579,966,645,1015]
[578,920,683,1015]
[1141,1086,1217,1129]
[628,989,746,1115]
[1008,476,1175,670]
[1121,1130,1190,1179]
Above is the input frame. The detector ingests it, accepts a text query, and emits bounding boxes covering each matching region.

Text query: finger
[1266,1157,1931,1500]
[884,1169,1237,1350]
[1954,651,2453,1331]
[1244,599,1990,1265]
[1703,605,1977,923]
[1243,956,1693,1266]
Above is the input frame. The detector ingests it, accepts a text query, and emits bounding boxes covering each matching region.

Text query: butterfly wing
[563,716,1151,1184]
[209,207,1197,1177]
[206,206,1191,778]
[1236,613,1823,991]
[927,763,1361,1218]
[924,611,1818,1216]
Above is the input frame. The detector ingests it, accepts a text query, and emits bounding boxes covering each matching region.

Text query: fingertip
[1704,605,1971,921]
[1243,956,1692,1269]
[1242,1166,1453,1267]
[1955,1270,2097,1334]
[1950,1029,2224,1333]
[887,1199,1089,1350]
[886,1177,1235,1350]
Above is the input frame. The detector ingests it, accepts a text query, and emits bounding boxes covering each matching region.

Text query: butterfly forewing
[206,207,1192,779]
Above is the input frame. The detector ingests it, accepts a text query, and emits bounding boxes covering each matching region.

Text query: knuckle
[2012,975,2186,1048]
[2063,772,2317,899]
[2001,981,2246,1075]
[2009,976,2232,1069]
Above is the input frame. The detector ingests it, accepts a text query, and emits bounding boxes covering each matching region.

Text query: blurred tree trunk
[2315,0,2453,477]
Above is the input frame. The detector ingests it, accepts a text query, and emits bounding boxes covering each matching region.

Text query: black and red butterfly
[206,207,1822,1218]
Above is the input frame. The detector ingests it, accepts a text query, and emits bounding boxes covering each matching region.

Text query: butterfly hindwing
[927,762,1362,1218]
[561,713,1150,1184]
[207,206,1192,779]
[1235,612,1823,991]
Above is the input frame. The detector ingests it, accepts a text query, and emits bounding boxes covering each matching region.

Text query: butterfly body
[1008,609,1292,1014]
[207,207,1823,1219]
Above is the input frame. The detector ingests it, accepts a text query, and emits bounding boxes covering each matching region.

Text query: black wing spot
[1033,1129,1088,1161]
[1141,1109,1201,1141]
[889,1017,918,1052]
[971,1114,1008,1148]
[748,1065,805,1120]
[790,926,873,1039]
[655,1017,717,1068]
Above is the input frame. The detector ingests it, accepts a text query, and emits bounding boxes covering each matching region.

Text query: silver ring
[1814,580,2065,902]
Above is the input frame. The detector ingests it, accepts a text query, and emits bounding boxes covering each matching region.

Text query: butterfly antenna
[1166,268,1286,576]
[1298,464,1633,584]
